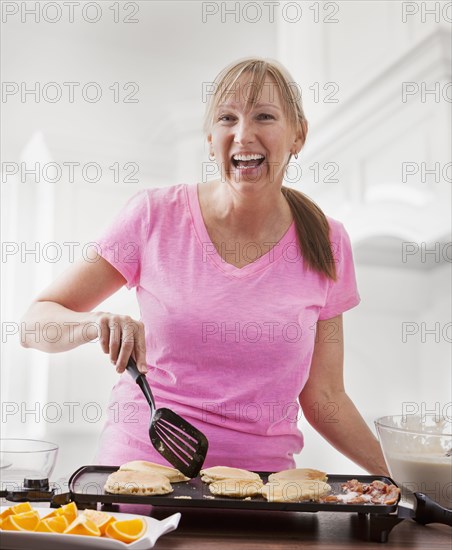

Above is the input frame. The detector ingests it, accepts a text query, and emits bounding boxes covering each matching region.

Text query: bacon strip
[338,479,400,505]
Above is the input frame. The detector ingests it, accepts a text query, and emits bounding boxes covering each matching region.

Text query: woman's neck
[200,180,293,241]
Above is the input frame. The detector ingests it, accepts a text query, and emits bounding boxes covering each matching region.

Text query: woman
[21,58,388,475]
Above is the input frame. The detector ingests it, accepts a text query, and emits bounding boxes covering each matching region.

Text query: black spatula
[126,356,208,478]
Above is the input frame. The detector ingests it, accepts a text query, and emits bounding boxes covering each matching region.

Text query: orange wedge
[1,510,40,531]
[64,515,101,537]
[12,502,34,515]
[81,509,115,535]
[34,515,68,533]
[44,501,78,523]
[0,501,33,520]
[105,518,146,543]
[0,509,10,521]
[0,516,16,531]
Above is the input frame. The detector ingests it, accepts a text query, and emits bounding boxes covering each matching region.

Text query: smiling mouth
[231,157,266,169]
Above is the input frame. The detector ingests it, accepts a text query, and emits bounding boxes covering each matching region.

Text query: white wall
[2,1,451,482]
[277,1,451,473]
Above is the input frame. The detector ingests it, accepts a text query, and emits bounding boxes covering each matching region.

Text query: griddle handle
[126,355,156,415]
[413,493,452,526]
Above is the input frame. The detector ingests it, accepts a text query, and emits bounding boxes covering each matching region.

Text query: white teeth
[232,154,265,161]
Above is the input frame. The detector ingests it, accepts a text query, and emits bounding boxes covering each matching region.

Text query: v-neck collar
[186,183,296,279]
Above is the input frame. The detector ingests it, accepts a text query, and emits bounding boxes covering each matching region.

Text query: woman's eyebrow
[254,103,281,110]
[218,102,281,110]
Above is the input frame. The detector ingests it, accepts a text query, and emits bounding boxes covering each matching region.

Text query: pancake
[261,479,331,503]
[200,466,261,484]
[119,460,190,482]
[104,469,173,495]
[268,468,328,483]
[208,478,264,498]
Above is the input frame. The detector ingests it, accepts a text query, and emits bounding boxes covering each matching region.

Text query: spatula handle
[413,493,452,526]
[126,355,156,415]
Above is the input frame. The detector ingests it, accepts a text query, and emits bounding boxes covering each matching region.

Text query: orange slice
[0,501,33,520]
[0,509,10,521]
[64,515,101,537]
[12,502,34,515]
[35,515,68,533]
[0,516,16,531]
[44,501,78,523]
[81,509,115,535]
[1,510,40,531]
[105,518,146,543]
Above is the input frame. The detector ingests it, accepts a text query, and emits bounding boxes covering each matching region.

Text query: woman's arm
[20,250,148,373]
[299,314,389,476]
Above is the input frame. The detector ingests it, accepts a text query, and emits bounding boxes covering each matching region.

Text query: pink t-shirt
[93,183,360,471]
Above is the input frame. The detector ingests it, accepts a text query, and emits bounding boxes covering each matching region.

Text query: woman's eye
[216,113,274,122]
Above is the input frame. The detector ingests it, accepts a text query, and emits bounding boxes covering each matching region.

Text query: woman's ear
[296,118,308,149]
[207,134,215,157]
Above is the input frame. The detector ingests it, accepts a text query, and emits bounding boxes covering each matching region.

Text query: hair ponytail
[281,186,337,281]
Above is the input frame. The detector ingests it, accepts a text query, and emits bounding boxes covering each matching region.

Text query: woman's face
[208,73,301,193]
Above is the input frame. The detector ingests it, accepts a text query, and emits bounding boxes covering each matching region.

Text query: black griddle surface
[68,465,399,514]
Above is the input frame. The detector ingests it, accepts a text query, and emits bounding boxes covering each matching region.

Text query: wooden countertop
[1,499,450,548]
[148,505,451,549]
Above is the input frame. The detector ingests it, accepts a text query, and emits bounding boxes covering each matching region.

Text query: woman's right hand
[97,312,148,374]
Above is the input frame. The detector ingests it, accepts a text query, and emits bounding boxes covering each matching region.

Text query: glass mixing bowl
[375,415,452,509]
[0,438,59,490]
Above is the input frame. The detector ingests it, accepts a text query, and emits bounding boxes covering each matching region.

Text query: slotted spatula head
[125,356,208,478]
[150,408,209,478]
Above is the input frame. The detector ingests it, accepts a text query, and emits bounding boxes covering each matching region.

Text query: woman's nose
[234,119,255,144]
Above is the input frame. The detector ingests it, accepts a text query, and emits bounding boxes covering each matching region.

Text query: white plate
[0,506,181,550]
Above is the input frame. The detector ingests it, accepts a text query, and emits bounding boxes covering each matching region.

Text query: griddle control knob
[23,478,50,490]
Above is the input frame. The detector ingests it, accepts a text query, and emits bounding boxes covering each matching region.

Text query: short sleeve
[94,190,150,290]
[318,221,361,320]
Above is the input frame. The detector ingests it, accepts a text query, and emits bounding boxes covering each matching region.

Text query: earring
[209,153,215,161]
[294,153,298,160]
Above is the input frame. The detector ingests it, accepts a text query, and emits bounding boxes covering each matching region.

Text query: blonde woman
[21,58,388,475]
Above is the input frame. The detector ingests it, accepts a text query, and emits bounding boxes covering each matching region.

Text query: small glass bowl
[0,438,59,490]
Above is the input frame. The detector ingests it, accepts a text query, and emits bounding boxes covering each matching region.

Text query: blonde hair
[203,57,337,281]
